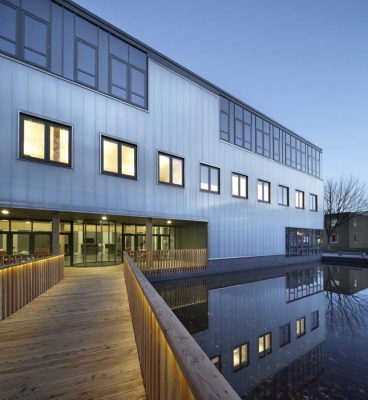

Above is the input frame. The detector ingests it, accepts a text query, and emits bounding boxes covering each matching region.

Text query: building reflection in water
[154,265,327,398]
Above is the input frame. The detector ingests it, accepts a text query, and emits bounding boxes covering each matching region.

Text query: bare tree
[324,176,368,245]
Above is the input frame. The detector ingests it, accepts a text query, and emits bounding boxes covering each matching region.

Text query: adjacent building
[0,0,323,268]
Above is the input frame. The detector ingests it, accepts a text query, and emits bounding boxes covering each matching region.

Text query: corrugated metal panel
[0,55,324,259]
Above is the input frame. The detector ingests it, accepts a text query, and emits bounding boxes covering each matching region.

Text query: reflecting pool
[153,264,368,399]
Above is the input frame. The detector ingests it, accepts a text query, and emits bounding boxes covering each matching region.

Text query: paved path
[0,266,145,400]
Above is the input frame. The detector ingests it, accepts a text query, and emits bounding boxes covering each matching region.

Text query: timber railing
[123,253,240,400]
[0,255,64,320]
[126,249,208,276]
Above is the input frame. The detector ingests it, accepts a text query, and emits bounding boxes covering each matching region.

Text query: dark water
[153,264,368,399]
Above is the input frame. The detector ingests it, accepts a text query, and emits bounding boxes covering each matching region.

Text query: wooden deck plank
[0,266,146,400]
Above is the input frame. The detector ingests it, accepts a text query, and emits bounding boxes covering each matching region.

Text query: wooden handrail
[127,249,208,276]
[0,255,64,320]
[123,253,240,400]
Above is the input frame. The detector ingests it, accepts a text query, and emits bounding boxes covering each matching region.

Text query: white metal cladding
[0,55,324,259]
[193,277,326,394]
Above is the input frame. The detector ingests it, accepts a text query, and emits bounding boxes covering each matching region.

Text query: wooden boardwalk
[0,266,146,400]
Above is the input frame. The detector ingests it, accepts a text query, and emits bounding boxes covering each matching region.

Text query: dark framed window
[257,180,270,203]
[311,311,319,330]
[75,38,97,87]
[278,185,289,206]
[200,164,220,194]
[310,194,318,212]
[256,117,271,158]
[233,343,249,370]
[234,104,252,150]
[158,152,184,187]
[259,332,272,358]
[0,1,17,56]
[280,323,291,347]
[296,317,306,338]
[211,355,221,371]
[286,228,323,256]
[19,113,72,167]
[101,136,137,179]
[220,97,230,142]
[232,173,248,199]
[295,190,304,209]
[273,126,281,162]
[23,12,50,68]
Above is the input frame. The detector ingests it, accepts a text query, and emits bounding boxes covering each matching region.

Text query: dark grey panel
[97,28,108,93]
[62,9,74,79]
[51,3,62,75]
[75,15,97,45]
[22,0,50,22]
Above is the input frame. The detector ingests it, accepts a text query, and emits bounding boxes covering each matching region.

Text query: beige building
[325,212,368,251]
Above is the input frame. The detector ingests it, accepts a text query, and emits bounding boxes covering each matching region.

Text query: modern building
[0,0,323,268]
[324,213,368,251]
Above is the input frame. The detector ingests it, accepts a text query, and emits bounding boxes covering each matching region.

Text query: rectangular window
[20,113,71,167]
[280,324,291,347]
[101,136,137,178]
[295,190,304,209]
[75,39,97,87]
[286,227,323,256]
[233,343,249,370]
[296,317,306,338]
[0,1,17,56]
[232,173,248,199]
[330,234,338,243]
[220,97,230,142]
[158,152,184,187]
[311,311,319,330]
[211,355,221,371]
[23,13,49,68]
[278,185,289,206]
[258,332,272,358]
[273,126,281,162]
[310,194,318,212]
[200,164,220,194]
[257,180,270,203]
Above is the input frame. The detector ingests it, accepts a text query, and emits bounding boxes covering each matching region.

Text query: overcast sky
[76,0,368,186]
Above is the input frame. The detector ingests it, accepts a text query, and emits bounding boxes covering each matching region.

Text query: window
[286,228,323,256]
[232,173,248,199]
[23,14,49,68]
[278,185,289,206]
[296,317,306,338]
[257,180,270,203]
[330,234,338,244]
[310,194,318,212]
[273,126,281,162]
[311,311,319,330]
[256,117,271,158]
[200,164,220,193]
[234,104,252,150]
[158,152,184,187]
[353,234,357,243]
[211,355,221,371]
[75,39,97,87]
[20,114,71,167]
[233,343,249,370]
[220,97,230,141]
[0,1,17,56]
[295,190,304,209]
[280,324,290,347]
[101,136,137,178]
[258,332,272,358]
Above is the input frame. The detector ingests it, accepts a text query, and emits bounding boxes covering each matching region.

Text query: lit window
[310,194,318,212]
[311,311,319,330]
[200,164,220,193]
[278,185,289,206]
[158,152,184,187]
[211,355,221,371]
[280,324,290,347]
[232,173,248,198]
[295,190,304,209]
[101,136,137,178]
[257,180,270,203]
[20,114,71,167]
[233,343,249,370]
[258,332,272,358]
[296,317,306,337]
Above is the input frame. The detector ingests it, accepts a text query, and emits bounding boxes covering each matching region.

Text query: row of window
[19,113,319,211]
[211,311,319,372]
[220,96,322,178]
[0,0,147,108]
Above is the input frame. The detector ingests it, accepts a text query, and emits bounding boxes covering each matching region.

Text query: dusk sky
[76,0,368,186]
